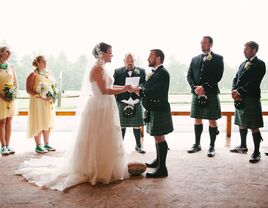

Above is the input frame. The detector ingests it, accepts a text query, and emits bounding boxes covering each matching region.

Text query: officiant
[113,53,146,154]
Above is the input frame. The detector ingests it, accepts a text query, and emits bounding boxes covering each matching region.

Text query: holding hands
[123,85,133,93]
[123,85,140,96]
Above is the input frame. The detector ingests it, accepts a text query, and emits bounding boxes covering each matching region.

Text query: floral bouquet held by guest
[35,82,58,104]
[3,81,17,109]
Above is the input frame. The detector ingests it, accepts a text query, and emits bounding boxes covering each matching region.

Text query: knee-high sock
[252,131,263,154]
[121,128,126,140]
[148,143,159,165]
[239,128,248,148]
[133,128,141,147]
[209,126,218,147]
[158,141,168,169]
[194,124,203,145]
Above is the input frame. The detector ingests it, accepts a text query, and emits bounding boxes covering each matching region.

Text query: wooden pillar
[226,114,232,138]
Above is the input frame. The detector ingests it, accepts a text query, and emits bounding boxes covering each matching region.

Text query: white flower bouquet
[35,82,58,103]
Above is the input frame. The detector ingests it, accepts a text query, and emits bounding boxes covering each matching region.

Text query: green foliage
[167,56,189,93]
[8,52,88,91]
[0,37,267,93]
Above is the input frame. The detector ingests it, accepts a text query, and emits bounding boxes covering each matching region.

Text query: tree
[167,56,189,93]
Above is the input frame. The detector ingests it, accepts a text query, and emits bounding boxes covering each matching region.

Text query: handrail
[17,111,268,137]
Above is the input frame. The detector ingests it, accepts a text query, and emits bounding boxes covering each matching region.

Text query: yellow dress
[27,70,56,138]
[0,66,18,120]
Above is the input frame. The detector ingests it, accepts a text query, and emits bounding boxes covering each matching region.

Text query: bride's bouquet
[35,82,59,103]
[3,81,17,109]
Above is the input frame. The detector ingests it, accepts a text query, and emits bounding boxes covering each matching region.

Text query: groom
[138,49,173,178]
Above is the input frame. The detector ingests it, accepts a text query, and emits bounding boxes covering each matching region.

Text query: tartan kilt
[146,111,174,136]
[190,93,221,120]
[117,101,144,127]
[235,97,264,129]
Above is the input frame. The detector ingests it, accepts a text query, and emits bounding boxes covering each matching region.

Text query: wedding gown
[16,67,129,191]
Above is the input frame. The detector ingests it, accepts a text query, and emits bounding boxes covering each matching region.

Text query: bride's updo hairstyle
[92,42,112,59]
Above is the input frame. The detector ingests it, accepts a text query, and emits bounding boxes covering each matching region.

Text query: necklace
[0,63,8,70]
[35,68,48,78]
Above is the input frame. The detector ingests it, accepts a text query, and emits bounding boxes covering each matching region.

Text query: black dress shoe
[230,146,248,154]
[145,159,158,168]
[187,144,201,153]
[207,146,215,157]
[135,146,146,154]
[146,167,168,178]
[265,152,268,156]
[249,152,261,163]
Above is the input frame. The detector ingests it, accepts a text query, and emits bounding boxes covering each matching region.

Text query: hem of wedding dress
[16,170,130,192]
[15,172,49,190]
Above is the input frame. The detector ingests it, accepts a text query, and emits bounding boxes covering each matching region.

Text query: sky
[1,0,268,68]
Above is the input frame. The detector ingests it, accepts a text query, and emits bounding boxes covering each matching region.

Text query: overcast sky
[1,0,268,68]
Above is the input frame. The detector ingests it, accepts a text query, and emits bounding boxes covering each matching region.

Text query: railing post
[57,72,63,107]
[226,114,232,138]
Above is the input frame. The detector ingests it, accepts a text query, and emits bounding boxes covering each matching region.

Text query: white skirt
[16,94,129,191]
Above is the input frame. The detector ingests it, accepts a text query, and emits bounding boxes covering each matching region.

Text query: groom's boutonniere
[203,53,213,62]
[146,72,153,81]
[245,61,253,70]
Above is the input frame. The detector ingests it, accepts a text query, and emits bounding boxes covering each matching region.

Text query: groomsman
[113,53,146,154]
[187,36,224,157]
[138,49,173,178]
[230,41,266,163]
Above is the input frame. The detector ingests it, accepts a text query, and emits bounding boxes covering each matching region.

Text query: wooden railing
[18,111,268,138]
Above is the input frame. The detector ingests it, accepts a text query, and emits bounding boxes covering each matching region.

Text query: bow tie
[127,69,134,72]
[152,69,156,73]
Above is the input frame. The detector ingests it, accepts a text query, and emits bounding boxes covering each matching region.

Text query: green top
[0,63,8,70]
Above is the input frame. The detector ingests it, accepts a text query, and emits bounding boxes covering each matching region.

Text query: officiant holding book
[113,53,146,154]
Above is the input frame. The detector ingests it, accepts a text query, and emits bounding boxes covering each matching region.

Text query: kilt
[146,111,173,136]
[190,93,221,120]
[235,97,264,129]
[117,101,144,127]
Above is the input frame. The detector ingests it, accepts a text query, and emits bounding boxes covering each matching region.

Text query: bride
[16,42,135,191]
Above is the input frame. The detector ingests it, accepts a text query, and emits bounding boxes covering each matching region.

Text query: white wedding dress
[16,67,129,191]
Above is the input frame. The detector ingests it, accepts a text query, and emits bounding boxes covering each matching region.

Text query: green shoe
[6,145,15,154]
[44,144,56,151]
[35,145,48,154]
[1,146,10,155]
